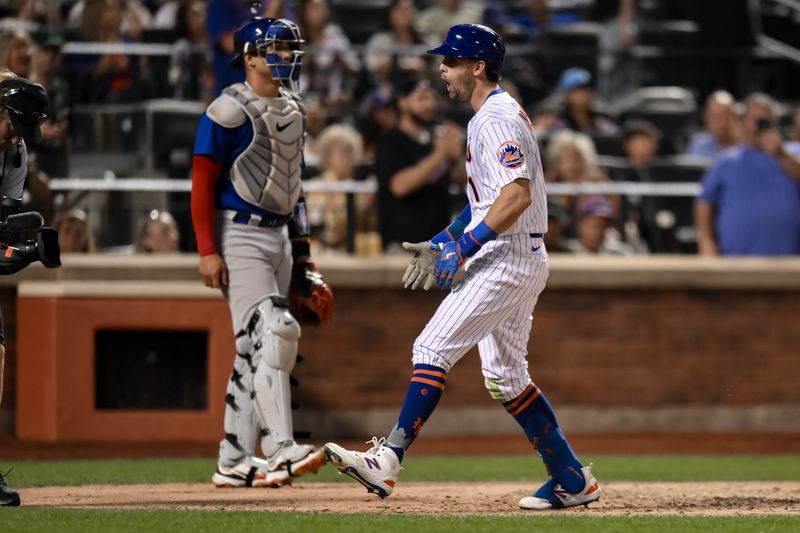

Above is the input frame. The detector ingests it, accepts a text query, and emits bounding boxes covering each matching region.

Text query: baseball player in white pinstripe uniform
[325,24,602,510]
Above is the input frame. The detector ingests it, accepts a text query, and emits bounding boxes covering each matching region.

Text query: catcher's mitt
[289,259,334,326]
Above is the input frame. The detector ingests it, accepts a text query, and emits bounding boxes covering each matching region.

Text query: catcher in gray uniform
[191,16,334,488]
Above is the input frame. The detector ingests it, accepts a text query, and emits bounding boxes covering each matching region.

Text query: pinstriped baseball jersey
[464,90,547,235]
[410,88,551,403]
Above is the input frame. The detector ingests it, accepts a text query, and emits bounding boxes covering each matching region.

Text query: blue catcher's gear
[258,18,304,93]
[229,17,276,69]
[427,23,505,76]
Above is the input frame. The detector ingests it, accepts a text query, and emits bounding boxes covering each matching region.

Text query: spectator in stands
[695,93,800,256]
[136,209,180,253]
[307,124,374,252]
[483,0,580,43]
[548,68,617,136]
[70,0,144,103]
[545,129,612,230]
[297,0,360,109]
[376,78,463,251]
[0,29,33,79]
[788,107,800,143]
[568,195,634,255]
[686,91,739,160]
[68,0,152,41]
[30,31,70,177]
[54,209,95,253]
[593,0,638,100]
[206,0,284,95]
[15,0,63,25]
[543,197,571,253]
[169,0,214,102]
[365,0,427,87]
[621,119,659,180]
[416,0,485,47]
[357,86,398,157]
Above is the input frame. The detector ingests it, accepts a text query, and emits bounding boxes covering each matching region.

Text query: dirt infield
[19,482,800,516]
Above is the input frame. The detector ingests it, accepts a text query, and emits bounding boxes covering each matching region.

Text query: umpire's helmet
[427,24,505,76]
[0,77,50,143]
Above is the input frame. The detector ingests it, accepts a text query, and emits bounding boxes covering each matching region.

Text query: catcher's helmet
[229,17,276,68]
[229,17,305,92]
[427,24,505,75]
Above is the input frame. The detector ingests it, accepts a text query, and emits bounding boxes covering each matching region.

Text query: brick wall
[292,288,800,412]
[2,286,798,436]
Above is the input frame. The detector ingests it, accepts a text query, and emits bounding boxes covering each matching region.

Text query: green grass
[1,509,799,533]
[5,455,800,488]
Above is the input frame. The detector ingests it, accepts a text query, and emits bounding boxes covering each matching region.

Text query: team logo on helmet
[497,141,524,169]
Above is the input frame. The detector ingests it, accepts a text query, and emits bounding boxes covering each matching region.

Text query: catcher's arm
[288,192,334,326]
[402,204,471,290]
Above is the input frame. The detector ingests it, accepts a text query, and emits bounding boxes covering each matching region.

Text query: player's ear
[473,59,486,79]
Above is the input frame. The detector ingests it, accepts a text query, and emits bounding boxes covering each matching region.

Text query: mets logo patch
[497,141,525,169]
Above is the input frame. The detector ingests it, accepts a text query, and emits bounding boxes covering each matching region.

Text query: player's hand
[401,241,438,290]
[434,123,462,160]
[199,253,228,289]
[432,241,463,289]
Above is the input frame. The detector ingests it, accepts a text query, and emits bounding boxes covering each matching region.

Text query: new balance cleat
[324,437,401,499]
[254,443,328,478]
[212,460,291,488]
[519,464,601,510]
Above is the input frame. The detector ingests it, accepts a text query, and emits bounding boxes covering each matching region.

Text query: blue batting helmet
[427,24,505,75]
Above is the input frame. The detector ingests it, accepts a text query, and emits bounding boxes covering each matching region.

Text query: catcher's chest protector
[223,83,305,214]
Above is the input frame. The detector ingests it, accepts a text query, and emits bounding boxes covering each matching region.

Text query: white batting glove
[401,241,438,290]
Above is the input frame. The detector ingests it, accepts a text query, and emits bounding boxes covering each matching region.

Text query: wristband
[456,220,497,258]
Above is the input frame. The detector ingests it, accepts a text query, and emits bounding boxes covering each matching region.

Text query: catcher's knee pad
[249,297,300,455]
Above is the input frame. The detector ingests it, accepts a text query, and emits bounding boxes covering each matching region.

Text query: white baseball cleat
[518,465,602,510]
[255,443,328,478]
[324,437,401,499]
[212,460,291,488]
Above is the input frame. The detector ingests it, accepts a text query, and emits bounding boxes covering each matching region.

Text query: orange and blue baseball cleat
[519,464,602,510]
[324,437,402,499]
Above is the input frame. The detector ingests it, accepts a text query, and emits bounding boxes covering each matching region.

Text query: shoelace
[0,466,14,486]
[364,436,386,455]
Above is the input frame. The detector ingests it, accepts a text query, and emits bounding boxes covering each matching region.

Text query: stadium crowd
[0,0,798,256]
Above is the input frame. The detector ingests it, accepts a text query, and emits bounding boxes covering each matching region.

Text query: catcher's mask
[256,18,304,93]
[0,77,50,144]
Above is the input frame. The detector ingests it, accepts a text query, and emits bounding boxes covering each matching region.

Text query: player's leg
[0,312,20,507]
[214,222,292,487]
[477,281,600,509]
[325,250,534,497]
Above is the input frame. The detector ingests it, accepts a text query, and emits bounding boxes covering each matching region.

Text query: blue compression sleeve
[455,219,498,258]
[431,204,472,244]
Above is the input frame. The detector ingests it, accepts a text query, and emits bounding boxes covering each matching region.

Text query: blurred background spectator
[306,124,376,254]
[136,209,180,253]
[54,208,95,253]
[0,28,33,78]
[416,0,484,46]
[168,0,213,102]
[568,195,635,255]
[484,0,580,43]
[297,0,360,112]
[365,0,427,88]
[376,78,463,251]
[621,119,659,181]
[545,67,617,136]
[695,93,800,257]
[356,86,398,158]
[686,91,739,160]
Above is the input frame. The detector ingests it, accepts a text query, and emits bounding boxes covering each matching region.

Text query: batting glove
[401,241,438,290]
[432,241,463,289]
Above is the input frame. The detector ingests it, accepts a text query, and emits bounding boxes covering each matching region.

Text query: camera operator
[695,93,800,256]
[0,71,52,508]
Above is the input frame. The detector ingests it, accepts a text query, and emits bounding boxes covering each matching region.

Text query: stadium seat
[330,0,392,44]
[612,87,699,152]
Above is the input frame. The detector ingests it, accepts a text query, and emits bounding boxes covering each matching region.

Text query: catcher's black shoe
[0,467,21,506]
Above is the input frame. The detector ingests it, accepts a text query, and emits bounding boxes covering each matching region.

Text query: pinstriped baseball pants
[412,234,548,402]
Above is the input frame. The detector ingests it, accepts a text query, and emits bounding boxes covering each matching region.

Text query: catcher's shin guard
[250,297,301,456]
[219,349,260,466]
